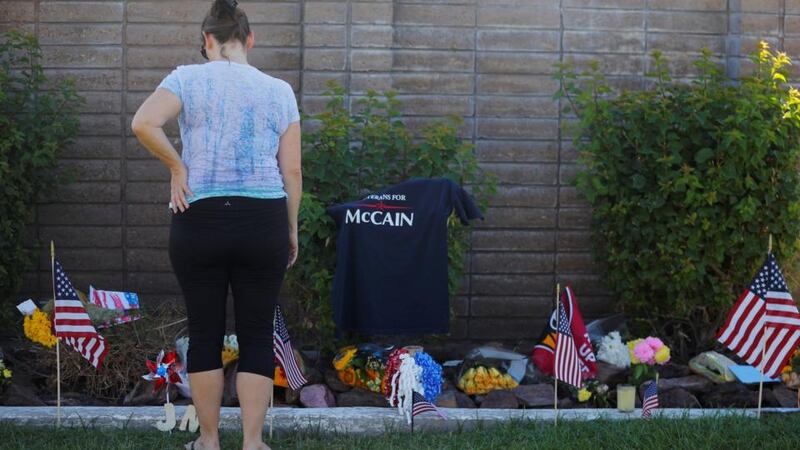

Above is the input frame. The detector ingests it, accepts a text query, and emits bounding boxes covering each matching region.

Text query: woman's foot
[184,436,221,450]
[242,440,270,450]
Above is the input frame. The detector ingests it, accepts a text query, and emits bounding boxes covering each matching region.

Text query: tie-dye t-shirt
[157,60,300,203]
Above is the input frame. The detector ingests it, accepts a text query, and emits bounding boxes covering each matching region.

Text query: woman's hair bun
[211,0,238,18]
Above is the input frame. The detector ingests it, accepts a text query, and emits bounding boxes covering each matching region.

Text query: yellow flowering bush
[23,309,57,348]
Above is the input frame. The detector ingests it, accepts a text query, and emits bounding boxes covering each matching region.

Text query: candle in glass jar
[617,384,635,412]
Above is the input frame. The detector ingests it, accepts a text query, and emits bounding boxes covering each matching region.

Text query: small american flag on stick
[717,253,800,378]
[641,380,659,419]
[412,391,446,419]
[273,305,308,391]
[554,299,582,387]
[52,260,108,369]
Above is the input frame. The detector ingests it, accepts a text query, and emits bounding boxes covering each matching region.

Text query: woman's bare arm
[131,88,193,213]
[277,121,302,268]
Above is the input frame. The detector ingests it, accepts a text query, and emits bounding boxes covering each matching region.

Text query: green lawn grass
[1,414,799,449]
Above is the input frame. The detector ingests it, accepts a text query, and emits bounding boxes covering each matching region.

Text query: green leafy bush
[556,43,800,357]
[0,31,83,308]
[286,81,495,349]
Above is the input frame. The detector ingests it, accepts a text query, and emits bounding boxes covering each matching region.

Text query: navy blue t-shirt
[326,177,483,336]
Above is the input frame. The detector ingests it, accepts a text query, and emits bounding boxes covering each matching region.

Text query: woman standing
[131,1,301,449]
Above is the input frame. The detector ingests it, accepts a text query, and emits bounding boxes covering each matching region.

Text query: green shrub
[286,81,496,349]
[556,43,800,357]
[0,31,83,308]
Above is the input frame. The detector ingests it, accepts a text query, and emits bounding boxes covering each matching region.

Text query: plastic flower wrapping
[23,308,57,348]
[596,331,630,368]
[457,365,518,395]
[333,344,390,393]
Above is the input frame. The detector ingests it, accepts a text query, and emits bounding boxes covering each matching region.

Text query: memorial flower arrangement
[23,308,57,348]
[414,351,443,402]
[575,380,611,408]
[457,365,518,395]
[780,346,800,389]
[627,336,671,387]
[333,344,389,393]
[596,331,630,368]
[382,348,408,403]
[221,334,239,367]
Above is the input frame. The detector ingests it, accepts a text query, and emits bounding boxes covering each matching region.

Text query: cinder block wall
[3,0,794,343]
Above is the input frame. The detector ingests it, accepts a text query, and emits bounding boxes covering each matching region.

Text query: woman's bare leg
[188,369,224,450]
[237,372,273,450]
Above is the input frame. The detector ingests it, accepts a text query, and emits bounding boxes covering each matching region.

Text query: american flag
[554,298,582,387]
[53,260,108,369]
[641,380,659,419]
[89,286,139,310]
[273,305,307,391]
[717,253,800,378]
[412,391,446,419]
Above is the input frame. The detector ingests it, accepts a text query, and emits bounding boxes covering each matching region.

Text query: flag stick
[758,234,773,419]
[553,283,561,427]
[757,335,766,419]
[51,241,61,427]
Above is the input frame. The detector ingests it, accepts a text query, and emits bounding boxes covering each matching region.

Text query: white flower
[223,334,238,352]
[596,331,631,368]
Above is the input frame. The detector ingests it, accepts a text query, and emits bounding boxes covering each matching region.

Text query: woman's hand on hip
[287,230,298,269]
[170,164,194,213]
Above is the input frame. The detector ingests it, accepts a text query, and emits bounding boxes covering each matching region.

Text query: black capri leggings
[168,195,289,378]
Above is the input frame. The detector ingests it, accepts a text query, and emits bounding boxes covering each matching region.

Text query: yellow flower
[334,346,357,371]
[23,309,57,348]
[627,339,643,364]
[577,388,592,403]
[221,347,239,366]
[2,369,10,378]
[654,345,671,364]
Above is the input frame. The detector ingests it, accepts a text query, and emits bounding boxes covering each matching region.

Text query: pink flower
[633,341,655,364]
[644,337,663,351]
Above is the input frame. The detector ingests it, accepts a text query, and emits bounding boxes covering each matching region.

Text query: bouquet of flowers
[23,308,57,348]
[333,344,390,393]
[780,346,800,389]
[456,346,524,395]
[222,334,239,367]
[627,336,670,387]
[457,365,518,395]
[576,380,610,408]
[596,331,630,368]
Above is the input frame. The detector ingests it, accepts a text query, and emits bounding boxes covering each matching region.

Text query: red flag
[532,285,597,380]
